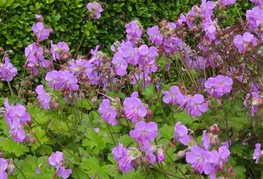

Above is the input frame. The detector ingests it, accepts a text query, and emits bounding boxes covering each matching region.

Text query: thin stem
[7,81,14,98]
[74,18,89,59]
[224,104,231,152]
[106,123,116,145]
[31,117,77,159]
[164,149,188,179]
[13,160,26,179]
[150,165,185,179]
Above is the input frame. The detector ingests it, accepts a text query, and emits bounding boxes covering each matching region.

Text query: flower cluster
[113,120,164,173]
[205,75,233,98]
[162,85,208,117]
[233,32,258,52]
[147,25,163,45]
[50,41,70,61]
[4,99,31,142]
[24,42,51,75]
[246,5,263,31]
[123,92,147,123]
[0,57,17,81]
[125,20,143,42]
[112,143,138,173]
[186,130,230,178]
[45,70,79,91]
[48,151,72,179]
[69,58,93,79]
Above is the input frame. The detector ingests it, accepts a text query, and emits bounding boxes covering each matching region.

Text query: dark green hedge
[0,0,251,69]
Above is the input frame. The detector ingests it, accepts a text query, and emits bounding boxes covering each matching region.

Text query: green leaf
[0,138,28,157]
[31,127,49,150]
[231,142,244,157]
[142,83,156,100]
[15,156,53,179]
[173,111,192,125]
[82,128,108,154]
[120,134,134,146]
[81,157,111,178]
[234,166,246,178]
[159,124,173,140]
[48,119,71,137]
[0,0,7,6]
[77,99,93,111]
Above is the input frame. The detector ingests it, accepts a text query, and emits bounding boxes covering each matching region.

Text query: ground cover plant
[1,0,263,178]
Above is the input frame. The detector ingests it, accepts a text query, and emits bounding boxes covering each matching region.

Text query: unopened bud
[210,134,221,146]
[49,101,60,109]
[169,138,176,147]
[146,109,153,118]
[8,159,15,175]
[209,124,220,134]
[35,14,44,21]
[92,96,98,105]
[177,150,186,158]
[141,157,150,166]
[7,50,14,55]
[27,121,32,126]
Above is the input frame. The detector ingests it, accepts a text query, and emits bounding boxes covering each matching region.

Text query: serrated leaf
[81,157,110,178]
[0,138,28,157]
[173,111,192,125]
[15,156,53,179]
[142,83,156,100]
[120,134,134,146]
[159,124,174,140]
[31,127,49,150]
[77,99,93,111]
[82,129,108,154]
[48,119,71,137]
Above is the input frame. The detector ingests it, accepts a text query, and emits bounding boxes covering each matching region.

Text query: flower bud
[8,159,15,175]
[157,147,165,162]
[49,101,60,109]
[209,124,220,134]
[169,138,176,147]
[35,14,44,21]
[92,96,98,105]
[141,157,150,166]
[27,120,32,126]
[7,50,14,55]
[177,150,186,158]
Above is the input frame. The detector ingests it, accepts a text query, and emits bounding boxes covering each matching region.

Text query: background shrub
[0,0,252,69]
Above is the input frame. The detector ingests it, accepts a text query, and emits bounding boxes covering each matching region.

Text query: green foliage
[82,128,109,154]
[80,157,117,178]
[1,0,199,68]
[15,156,53,179]
[0,138,28,157]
